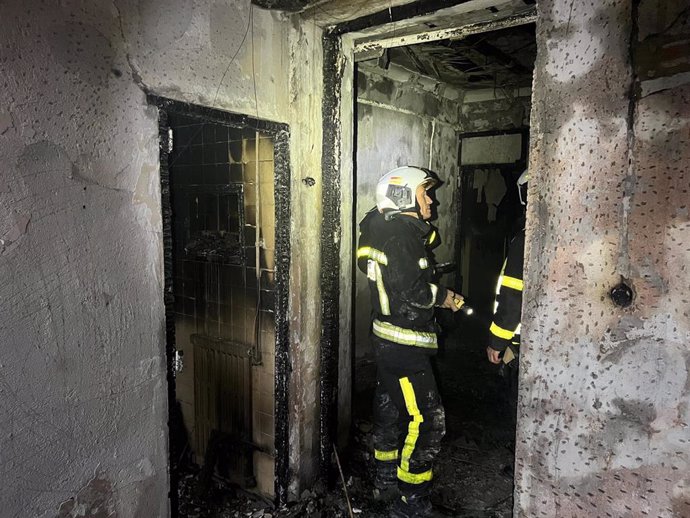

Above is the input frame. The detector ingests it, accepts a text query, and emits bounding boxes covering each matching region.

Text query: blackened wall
[0,0,324,514]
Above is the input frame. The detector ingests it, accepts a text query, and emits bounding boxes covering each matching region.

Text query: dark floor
[178,317,517,518]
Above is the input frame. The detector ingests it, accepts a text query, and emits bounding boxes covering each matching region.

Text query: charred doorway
[346,14,536,515]
[149,96,291,512]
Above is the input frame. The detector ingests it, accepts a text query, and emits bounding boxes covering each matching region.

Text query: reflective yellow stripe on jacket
[494,260,524,300]
[493,259,524,318]
[491,259,523,341]
[372,320,438,349]
[425,230,437,246]
[501,275,523,291]
[375,262,390,315]
[419,283,438,310]
[490,321,516,340]
[358,246,391,315]
[357,246,388,265]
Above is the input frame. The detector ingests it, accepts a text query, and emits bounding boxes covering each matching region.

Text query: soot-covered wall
[0,0,326,514]
[517,1,690,516]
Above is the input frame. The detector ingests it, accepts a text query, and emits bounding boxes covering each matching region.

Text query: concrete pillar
[286,15,324,498]
[517,1,690,516]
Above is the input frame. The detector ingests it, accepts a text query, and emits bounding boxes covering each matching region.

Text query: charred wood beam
[354,10,536,54]
[329,0,475,36]
[402,46,435,78]
[251,0,312,12]
[459,34,532,76]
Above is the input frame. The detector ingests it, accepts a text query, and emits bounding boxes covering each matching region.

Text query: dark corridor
[348,20,534,517]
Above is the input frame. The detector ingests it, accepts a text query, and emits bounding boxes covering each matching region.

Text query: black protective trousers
[500,354,520,430]
[372,337,446,500]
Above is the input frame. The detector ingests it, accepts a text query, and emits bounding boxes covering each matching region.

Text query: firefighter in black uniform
[486,170,528,419]
[357,166,462,518]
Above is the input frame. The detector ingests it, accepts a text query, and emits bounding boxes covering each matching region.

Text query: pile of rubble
[178,414,513,518]
[178,327,515,517]
[177,461,382,518]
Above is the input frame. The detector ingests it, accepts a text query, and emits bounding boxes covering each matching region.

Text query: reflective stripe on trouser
[375,449,399,461]
[372,339,445,499]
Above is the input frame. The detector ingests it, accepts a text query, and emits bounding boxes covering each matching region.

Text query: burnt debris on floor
[178,320,515,517]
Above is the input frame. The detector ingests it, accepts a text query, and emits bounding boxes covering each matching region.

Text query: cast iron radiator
[192,334,255,486]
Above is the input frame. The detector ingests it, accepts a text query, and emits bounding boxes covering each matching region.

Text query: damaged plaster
[516,1,690,516]
[0,0,322,514]
[57,473,117,518]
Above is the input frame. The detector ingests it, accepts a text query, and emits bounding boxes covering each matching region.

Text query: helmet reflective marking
[375,166,438,214]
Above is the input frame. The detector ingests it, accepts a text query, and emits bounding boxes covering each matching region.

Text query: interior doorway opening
[457,128,529,319]
[349,19,536,515]
[150,97,292,516]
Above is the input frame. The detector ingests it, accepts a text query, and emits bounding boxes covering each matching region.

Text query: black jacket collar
[397,214,432,238]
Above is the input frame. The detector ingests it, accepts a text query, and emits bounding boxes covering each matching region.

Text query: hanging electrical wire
[168,1,253,167]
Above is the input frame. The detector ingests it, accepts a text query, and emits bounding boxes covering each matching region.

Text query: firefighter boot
[373,481,398,502]
[373,462,398,501]
[389,495,436,518]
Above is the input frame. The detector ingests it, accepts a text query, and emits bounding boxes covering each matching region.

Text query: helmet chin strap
[414,199,424,219]
[383,209,401,221]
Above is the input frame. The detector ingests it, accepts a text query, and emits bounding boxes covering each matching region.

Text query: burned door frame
[148,95,292,507]
[318,0,537,485]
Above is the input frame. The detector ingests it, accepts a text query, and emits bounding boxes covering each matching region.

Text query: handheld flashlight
[453,297,474,316]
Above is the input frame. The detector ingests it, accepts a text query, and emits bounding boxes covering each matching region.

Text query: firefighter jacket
[489,229,525,362]
[357,209,447,352]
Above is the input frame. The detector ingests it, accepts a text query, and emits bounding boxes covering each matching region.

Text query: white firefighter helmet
[517,169,529,206]
[375,166,438,214]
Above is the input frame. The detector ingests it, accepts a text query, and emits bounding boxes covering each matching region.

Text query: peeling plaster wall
[516,1,690,516]
[0,0,323,514]
[354,67,461,360]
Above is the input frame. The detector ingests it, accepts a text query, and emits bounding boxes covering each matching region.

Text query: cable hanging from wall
[168,0,252,168]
